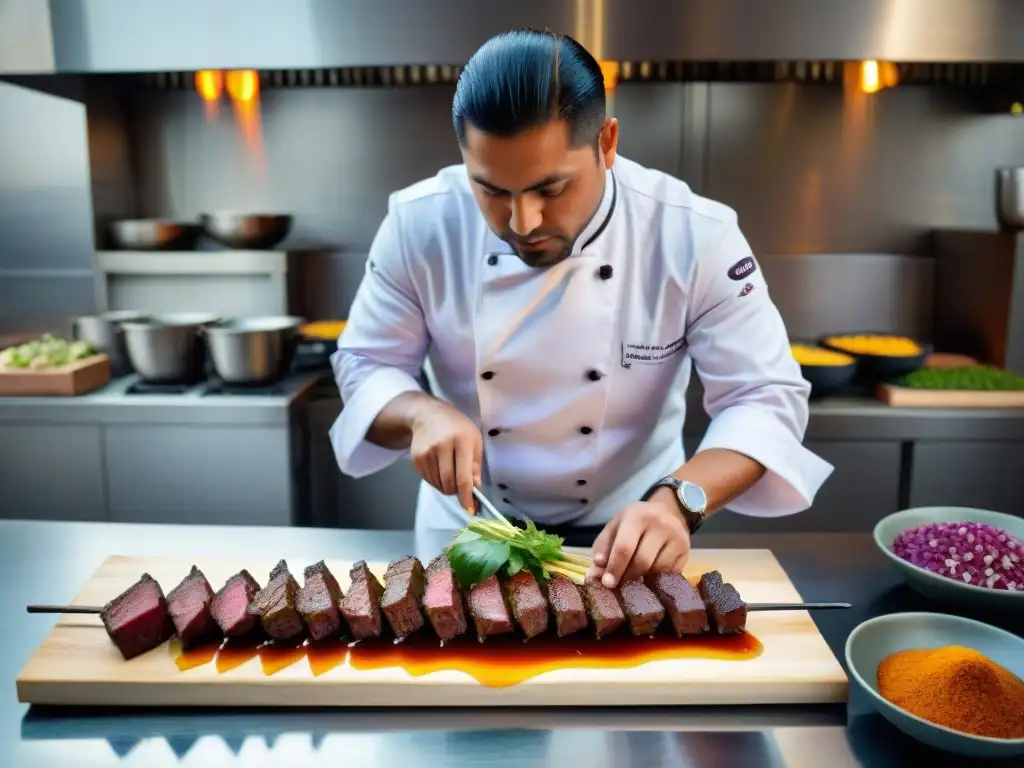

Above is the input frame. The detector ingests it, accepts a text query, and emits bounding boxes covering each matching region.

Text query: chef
[330,28,834,589]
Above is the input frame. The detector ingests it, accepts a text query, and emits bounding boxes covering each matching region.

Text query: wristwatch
[641,477,708,534]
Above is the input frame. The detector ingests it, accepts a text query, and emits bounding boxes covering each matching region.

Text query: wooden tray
[878,383,1024,408]
[0,354,111,396]
[16,551,848,708]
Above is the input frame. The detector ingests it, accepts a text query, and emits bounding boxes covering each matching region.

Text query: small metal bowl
[108,219,203,251]
[200,212,293,250]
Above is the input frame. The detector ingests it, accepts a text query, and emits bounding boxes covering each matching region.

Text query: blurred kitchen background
[1,0,1022,532]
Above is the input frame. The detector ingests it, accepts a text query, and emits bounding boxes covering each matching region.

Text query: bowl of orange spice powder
[845,612,1024,758]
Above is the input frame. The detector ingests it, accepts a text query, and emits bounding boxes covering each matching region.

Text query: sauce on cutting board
[174,628,763,686]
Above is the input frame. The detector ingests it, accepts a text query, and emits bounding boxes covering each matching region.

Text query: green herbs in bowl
[897,366,1024,391]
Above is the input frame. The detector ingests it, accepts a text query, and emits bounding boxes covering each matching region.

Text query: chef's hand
[587,494,690,588]
[409,399,483,513]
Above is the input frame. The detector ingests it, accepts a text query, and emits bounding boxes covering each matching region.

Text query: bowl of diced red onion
[874,506,1024,610]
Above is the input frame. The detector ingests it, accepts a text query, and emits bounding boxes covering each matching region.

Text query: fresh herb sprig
[445,511,593,590]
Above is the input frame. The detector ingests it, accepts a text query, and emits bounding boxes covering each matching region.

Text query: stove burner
[202,379,285,397]
[126,380,193,395]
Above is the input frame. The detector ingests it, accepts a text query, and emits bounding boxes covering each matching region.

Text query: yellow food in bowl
[823,334,922,357]
[791,343,855,367]
[301,320,347,340]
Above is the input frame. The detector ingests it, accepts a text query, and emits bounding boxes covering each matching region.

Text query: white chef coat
[330,155,834,531]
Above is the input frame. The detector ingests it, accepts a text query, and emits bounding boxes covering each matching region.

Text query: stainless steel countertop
[3,521,1021,767]
[0,372,325,425]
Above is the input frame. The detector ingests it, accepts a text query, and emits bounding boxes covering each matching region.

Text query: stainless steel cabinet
[104,425,297,526]
[696,439,904,534]
[305,397,421,530]
[0,424,106,520]
[908,441,1024,514]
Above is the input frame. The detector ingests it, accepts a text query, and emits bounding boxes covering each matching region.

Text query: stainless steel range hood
[6,0,1024,75]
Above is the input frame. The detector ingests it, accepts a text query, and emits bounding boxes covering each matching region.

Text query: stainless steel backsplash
[3,77,1023,340]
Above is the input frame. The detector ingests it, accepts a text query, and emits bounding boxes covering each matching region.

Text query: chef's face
[461,118,619,268]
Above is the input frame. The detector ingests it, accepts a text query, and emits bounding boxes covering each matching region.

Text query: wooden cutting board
[877,383,1024,408]
[0,354,111,396]
[16,551,848,708]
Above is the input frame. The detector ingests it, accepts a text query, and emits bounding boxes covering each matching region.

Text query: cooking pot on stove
[203,316,304,386]
[73,310,150,377]
[120,313,219,383]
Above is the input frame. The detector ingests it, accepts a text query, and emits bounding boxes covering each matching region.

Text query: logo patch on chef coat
[727,256,758,281]
[620,335,686,368]
[738,282,755,297]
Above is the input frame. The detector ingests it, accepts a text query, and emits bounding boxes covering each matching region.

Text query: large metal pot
[73,311,150,377]
[203,316,304,385]
[120,313,219,383]
[996,167,1024,230]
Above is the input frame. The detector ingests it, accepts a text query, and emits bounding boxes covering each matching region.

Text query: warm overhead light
[859,60,900,95]
[226,70,260,103]
[599,60,620,94]
[194,70,224,120]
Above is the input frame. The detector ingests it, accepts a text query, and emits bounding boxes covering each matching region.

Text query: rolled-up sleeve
[685,216,834,516]
[329,198,428,478]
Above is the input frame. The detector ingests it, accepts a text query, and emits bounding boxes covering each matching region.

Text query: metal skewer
[27,602,851,616]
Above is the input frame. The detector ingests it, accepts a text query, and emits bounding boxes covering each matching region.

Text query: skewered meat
[247,560,304,641]
[466,574,513,641]
[79,555,768,661]
[543,573,588,638]
[422,555,468,642]
[381,556,426,639]
[698,570,748,635]
[618,578,665,636]
[645,572,709,636]
[503,571,549,639]
[100,573,174,660]
[166,566,219,649]
[340,560,384,640]
[581,580,626,638]
[211,569,261,637]
[296,560,345,642]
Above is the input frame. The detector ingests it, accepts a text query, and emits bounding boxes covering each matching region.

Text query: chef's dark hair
[452,28,606,147]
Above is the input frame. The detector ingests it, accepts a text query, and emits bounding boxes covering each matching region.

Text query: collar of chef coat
[481,165,618,259]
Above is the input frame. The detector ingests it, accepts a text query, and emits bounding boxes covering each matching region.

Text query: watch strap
[641,476,705,534]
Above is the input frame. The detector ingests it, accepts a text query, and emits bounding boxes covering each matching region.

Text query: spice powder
[877,645,1024,740]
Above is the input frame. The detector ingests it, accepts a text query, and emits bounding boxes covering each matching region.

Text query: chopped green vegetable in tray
[0,333,96,371]
[897,366,1024,391]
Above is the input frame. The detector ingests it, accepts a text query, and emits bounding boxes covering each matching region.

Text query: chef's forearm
[648,448,767,519]
[364,391,439,449]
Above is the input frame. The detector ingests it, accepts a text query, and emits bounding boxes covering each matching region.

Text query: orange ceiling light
[194,70,224,120]
[859,60,900,95]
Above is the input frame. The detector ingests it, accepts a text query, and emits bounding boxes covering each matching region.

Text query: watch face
[680,482,707,513]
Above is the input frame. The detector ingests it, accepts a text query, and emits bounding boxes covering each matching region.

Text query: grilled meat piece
[503,570,549,639]
[581,580,625,638]
[543,573,588,638]
[166,565,219,649]
[618,578,665,636]
[340,560,384,640]
[466,574,513,641]
[422,555,468,642]
[645,572,709,636]
[381,556,426,639]
[296,560,345,642]
[100,573,174,660]
[247,559,305,641]
[212,569,261,637]
[697,570,748,635]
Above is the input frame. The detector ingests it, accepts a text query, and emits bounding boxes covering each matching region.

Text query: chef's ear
[599,118,618,168]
